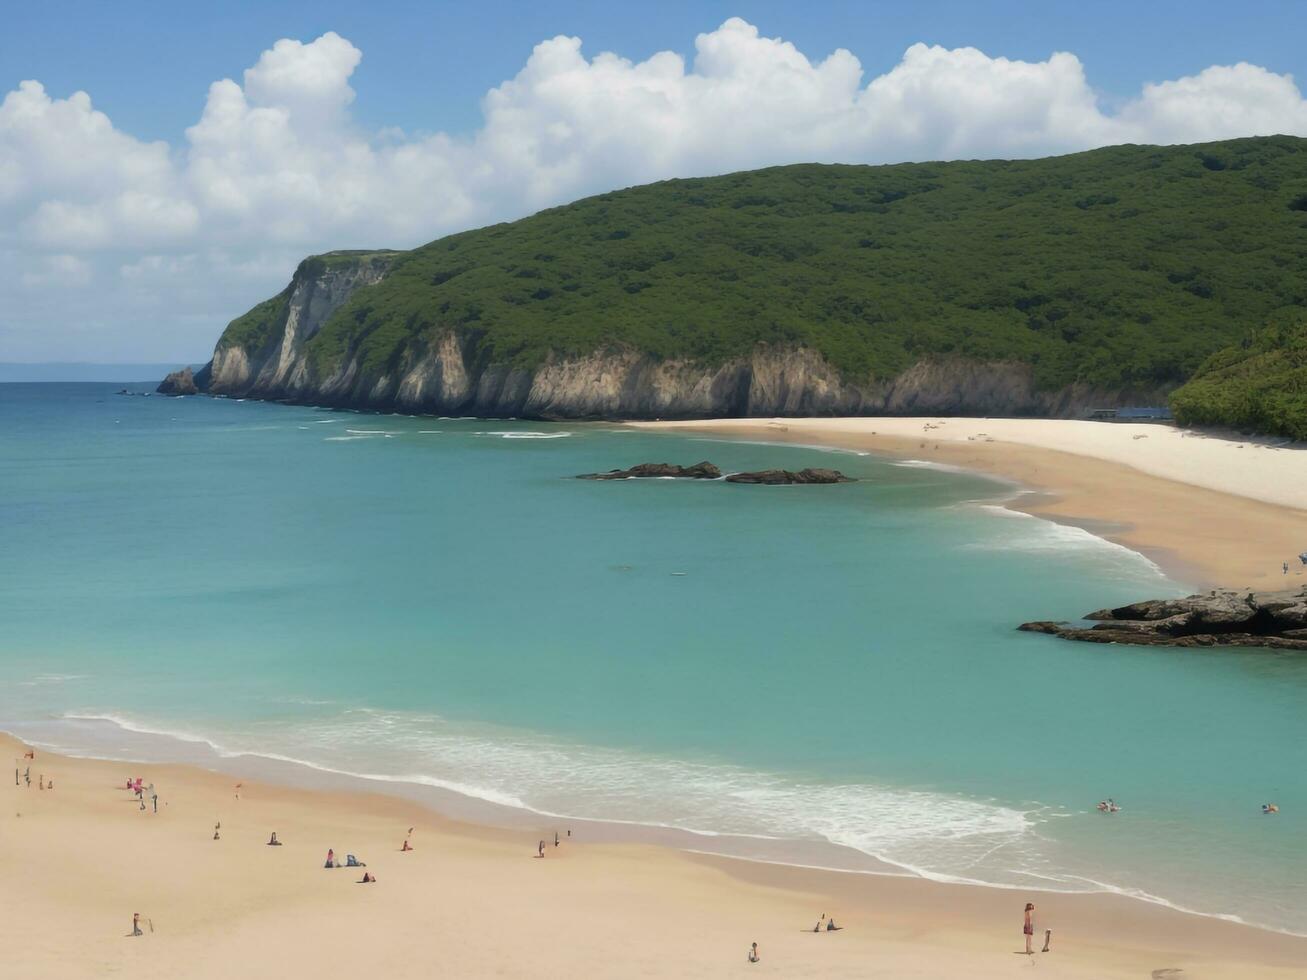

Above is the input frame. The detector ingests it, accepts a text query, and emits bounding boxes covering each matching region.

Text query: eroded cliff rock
[191,254,1170,420]
[157,367,198,395]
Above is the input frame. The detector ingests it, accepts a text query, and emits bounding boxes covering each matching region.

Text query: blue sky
[9,0,1305,146]
[3,1,1306,362]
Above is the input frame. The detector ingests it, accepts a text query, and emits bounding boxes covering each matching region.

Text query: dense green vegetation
[219,251,398,355]
[221,287,291,353]
[226,137,1307,394]
[1170,316,1307,439]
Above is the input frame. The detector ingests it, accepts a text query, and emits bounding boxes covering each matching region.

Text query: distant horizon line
[0,361,205,383]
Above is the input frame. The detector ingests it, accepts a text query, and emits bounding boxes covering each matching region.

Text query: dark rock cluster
[1019,587,1307,650]
[577,462,854,484]
[577,461,723,480]
[724,468,853,485]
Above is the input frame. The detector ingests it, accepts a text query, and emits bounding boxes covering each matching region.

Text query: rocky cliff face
[207,255,394,398]
[194,257,1170,419]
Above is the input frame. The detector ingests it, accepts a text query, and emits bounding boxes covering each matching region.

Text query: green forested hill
[1171,317,1307,439]
[232,136,1307,395]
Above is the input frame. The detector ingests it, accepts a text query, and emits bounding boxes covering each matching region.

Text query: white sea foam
[32,708,1301,936]
[476,431,572,439]
[54,707,1032,879]
[17,673,90,687]
[964,503,1167,578]
[312,419,343,424]
[892,458,977,474]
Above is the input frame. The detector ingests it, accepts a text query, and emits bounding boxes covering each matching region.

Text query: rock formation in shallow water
[1019,586,1307,649]
[725,468,853,484]
[157,367,198,395]
[577,461,722,480]
[576,462,853,484]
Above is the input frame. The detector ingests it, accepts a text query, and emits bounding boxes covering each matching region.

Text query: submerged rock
[577,461,722,480]
[1019,586,1307,650]
[725,467,853,485]
[157,367,198,396]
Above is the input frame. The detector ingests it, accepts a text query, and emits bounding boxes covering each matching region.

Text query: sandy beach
[5,733,1307,979]
[628,418,1307,589]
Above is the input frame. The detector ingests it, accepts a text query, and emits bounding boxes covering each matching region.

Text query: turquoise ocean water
[2,382,1305,933]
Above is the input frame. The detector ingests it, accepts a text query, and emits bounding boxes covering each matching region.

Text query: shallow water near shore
[2,382,1306,934]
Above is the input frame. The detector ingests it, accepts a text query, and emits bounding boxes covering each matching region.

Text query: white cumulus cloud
[2,18,1305,361]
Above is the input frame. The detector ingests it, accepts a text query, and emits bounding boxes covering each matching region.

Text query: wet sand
[5,734,1306,979]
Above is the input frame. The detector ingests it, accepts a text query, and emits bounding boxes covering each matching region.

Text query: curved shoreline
[4,705,1302,941]
[626,417,1307,589]
[5,731,1307,979]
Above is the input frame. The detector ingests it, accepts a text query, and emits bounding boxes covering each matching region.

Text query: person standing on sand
[24,766,30,787]
[131,913,143,937]
[537,839,545,858]
[748,942,760,963]
[1023,903,1036,954]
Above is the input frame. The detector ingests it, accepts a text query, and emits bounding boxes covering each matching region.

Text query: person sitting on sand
[345,854,365,867]
[826,917,842,931]
[401,838,412,852]
[358,872,375,883]
[1023,903,1036,955]
[267,832,282,846]
[132,913,143,937]
[748,942,760,963]
[325,848,335,868]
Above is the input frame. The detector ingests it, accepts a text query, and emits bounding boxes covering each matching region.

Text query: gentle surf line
[9,712,1300,939]
[21,710,1299,939]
